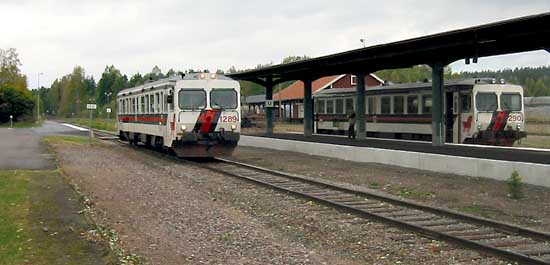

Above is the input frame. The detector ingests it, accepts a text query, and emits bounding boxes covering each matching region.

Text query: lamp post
[36,72,44,122]
[105,92,113,120]
[360,38,366,48]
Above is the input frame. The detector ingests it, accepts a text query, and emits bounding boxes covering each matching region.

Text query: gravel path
[50,141,511,264]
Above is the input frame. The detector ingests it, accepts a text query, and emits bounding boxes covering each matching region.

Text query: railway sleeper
[411,219,459,227]
[517,248,550,256]
[446,229,497,237]
[483,239,535,248]
[461,233,509,241]
[396,215,436,222]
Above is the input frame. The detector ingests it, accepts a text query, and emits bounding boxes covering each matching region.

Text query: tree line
[0,48,34,123]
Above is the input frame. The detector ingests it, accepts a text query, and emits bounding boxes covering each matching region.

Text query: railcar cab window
[210,89,237,109]
[179,89,206,110]
[500,93,522,111]
[326,100,335,114]
[461,94,471,113]
[476,93,497,112]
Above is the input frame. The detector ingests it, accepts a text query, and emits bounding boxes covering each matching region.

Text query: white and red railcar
[117,73,241,157]
[314,78,526,146]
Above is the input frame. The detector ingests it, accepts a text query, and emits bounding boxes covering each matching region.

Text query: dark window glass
[335,98,344,114]
[500,93,522,111]
[394,96,404,114]
[211,89,237,109]
[345,98,354,114]
[179,89,206,110]
[381,97,391,114]
[422,95,432,113]
[141,96,145,113]
[326,100,334,114]
[476,93,497,112]
[461,94,471,113]
[317,100,325,114]
[407,96,418,114]
[367,97,376,114]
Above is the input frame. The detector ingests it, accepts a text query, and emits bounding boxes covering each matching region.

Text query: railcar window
[367,97,376,114]
[500,93,522,111]
[211,89,237,109]
[422,95,432,113]
[335,98,344,114]
[179,89,206,110]
[407,96,419,114]
[141,96,145,113]
[326,100,334,114]
[476,93,497,112]
[394,96,404,114]
[381,97,391,114]
[317,100,325,114]
[149,95,154,113]
[461,94,471,113]
[345,98,354,114]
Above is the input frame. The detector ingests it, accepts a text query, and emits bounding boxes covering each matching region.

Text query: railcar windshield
[179,89,206,110]
[476,92,497,112]
[210,89,238,109]
[500,93,522,111]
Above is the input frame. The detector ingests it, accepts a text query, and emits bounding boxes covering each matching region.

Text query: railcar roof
[313,78,514,97]
[117,73,235,97]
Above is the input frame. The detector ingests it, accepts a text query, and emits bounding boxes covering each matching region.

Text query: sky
[0,0,549,89]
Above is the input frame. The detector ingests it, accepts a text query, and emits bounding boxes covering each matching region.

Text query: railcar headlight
[516,124,521,130]
[210,74,217,79]
[181,125,187,131]
[477,124,482,130]
[200,73,206,79]
[231,124,237,130]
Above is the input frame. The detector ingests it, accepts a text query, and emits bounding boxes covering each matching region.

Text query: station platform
[240,133,550,187]
[244,133,550,165]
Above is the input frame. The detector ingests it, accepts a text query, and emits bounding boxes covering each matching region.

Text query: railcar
[117,73,241,157]
[314,78,526,146]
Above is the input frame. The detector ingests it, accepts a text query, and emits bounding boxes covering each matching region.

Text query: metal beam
[431,62,445,146]
[303,78,313,137]
[265,77,273,135]
[355,72,366,140]
[546,48,550,54]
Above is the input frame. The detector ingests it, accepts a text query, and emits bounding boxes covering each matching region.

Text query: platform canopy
[229,12,550,81]
[229,12,550,145]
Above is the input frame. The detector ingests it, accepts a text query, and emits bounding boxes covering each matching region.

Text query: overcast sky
[1,0,549,89]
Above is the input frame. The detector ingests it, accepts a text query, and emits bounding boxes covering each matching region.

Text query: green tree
[0,48,33,122]
[96,65,127,106]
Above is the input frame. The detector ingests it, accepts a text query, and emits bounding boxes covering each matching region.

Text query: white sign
[265,100,274,108]
[106,108,112,113]
[86,104,97,110]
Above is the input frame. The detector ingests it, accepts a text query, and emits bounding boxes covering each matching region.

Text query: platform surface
[246,133,550,165]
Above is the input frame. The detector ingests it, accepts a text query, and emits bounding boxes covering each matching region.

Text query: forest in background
[0,48,34,123]
[3,46,547,119]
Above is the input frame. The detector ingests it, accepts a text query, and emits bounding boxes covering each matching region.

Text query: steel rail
[89,127,550,264]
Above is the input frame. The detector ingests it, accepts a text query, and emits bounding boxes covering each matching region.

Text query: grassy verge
[0,170,110,265]
[517,135,550,149]
[43,135,98,145]
[0,120,42,128]
[60,118,116,132]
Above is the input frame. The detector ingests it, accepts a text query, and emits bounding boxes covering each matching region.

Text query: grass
[0,120,42,128]
[517,135,550,149]
[0,170,109,265]
[61,118,116,132]
[459,204,505,219]
[43,135,98,145]
[397,188,434,199]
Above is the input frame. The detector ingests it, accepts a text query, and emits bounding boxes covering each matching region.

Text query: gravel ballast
[50,141,514,264]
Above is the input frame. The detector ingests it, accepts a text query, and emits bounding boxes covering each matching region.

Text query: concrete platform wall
[240,135,550,188]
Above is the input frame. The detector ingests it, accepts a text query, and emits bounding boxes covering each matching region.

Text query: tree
[96,65,127,106]
[0,48,33,121]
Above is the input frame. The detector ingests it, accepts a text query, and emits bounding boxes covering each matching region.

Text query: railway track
[90,127,550,264]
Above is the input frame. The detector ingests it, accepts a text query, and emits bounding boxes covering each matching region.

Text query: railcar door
[445,92,455,143]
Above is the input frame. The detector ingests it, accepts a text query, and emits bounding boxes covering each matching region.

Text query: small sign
[86,104,97,110]
[265,100,274,108]
[106,108,112,113]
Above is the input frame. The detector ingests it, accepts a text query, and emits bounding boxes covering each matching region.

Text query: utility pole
[105,92,112,120]
[360,38,366,48]
[36,72,43,122]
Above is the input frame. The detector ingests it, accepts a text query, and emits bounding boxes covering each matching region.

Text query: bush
[507,170,524,199]
[0,86,34,123]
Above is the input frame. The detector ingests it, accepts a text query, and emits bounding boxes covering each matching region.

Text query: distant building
[244,73,384,122]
